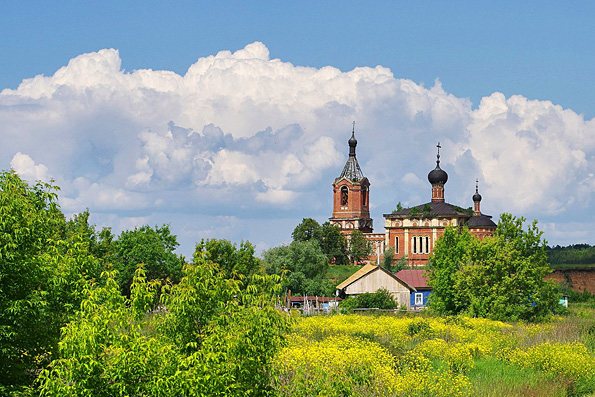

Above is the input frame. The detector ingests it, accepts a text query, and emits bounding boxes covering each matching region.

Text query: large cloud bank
[1,42,593,252]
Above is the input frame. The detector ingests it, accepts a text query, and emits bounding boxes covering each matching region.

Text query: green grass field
[326,264,360,285]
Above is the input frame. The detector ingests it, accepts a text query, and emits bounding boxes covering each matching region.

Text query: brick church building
[329,126,496,267]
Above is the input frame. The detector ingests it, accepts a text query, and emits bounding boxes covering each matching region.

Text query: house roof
[467,214,497,228]
[395,269,430,289]
[336,264,416,292]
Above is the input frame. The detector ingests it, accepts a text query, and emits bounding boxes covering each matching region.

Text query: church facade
[329,128,496,267]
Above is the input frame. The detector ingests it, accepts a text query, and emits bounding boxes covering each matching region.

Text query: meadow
[273,304,595,396]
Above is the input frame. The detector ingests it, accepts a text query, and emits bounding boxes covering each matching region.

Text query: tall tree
[348,229,372,265]
[194,238,261,281]
[112,225,184,296]
[262,240,333,295]
[0,171,101,391]
[319,222,349,265]
[428,214,559,321]
[292,218,322,242]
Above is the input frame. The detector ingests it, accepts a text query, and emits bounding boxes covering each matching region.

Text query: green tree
[292,219,349,265]
[427,214,559,321]
[38,261,290,396]
[112,224,184,296]
[262,240,332,295]
[348,229,372,265]
[319,222,349,265]
[382,247,396,272]
[426,226,474,315]
[292,218,322,242]
[0,171,101,391]
[194,238,262,282]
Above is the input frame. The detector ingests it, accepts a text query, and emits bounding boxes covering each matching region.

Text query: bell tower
[329,123,373,233]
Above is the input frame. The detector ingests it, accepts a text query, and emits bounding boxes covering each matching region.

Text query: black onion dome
[428,165,448,185]
[428,142,448,185]
[349,131,357,148]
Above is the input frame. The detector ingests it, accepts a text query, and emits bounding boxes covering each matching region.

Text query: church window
[412,237,417,254]
[362,186,367,206]
[425,236,430,254]
[341,186,348,206]
[394,236,399,254]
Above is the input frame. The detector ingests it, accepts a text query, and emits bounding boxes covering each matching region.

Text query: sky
[1,2,594,257]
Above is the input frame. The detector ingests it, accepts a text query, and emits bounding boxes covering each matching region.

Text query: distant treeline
[546,244,595,266]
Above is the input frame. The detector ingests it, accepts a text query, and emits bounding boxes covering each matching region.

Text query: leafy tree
[382,247,396,272]
[426,226,474,315]
[348,229,372,265]
[262,240,332,295]
[0,171,101,391]
[292,219,349,265]
[194,238,261,282]
[38,262,290,396]
[292,218,322,242]
[112,224,184,296]
[65,209,115,262]
[396,202,404,212]
[319,222,349,265]
[428,214,559,321]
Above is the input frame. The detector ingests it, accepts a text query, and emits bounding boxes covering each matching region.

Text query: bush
[340,288,397,313]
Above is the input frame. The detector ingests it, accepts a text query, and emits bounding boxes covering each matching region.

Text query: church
[329,126,497,267]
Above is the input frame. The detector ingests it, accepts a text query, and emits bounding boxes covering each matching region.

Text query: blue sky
[1,2,594,256]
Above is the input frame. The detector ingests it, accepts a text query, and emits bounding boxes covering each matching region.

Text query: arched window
[425,236,430,254]
[341,186,348,206]
[362,186,367,206]
[394,236,399,254]
[412,236,417,254]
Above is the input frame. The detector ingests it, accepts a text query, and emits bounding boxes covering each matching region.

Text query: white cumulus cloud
[0,42,593,254]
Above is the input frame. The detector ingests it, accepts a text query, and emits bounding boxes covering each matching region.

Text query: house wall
[344,268,411,309]
[410,290,432,308]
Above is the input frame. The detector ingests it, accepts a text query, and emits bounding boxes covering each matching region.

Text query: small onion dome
[473,190,482,202]
[428,165,448,185]
[348,131,357,148]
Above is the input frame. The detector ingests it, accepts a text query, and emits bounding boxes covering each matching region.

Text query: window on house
[341,186,348,206]
[415,293,423,306]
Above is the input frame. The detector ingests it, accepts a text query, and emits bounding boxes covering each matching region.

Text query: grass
[469,357,567,397]
[326,264,360,285]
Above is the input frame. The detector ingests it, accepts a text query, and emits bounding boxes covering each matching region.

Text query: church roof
[467,214,497,228]
[338,155,365,181]
[384,201,472,218]
[336,126,365,182]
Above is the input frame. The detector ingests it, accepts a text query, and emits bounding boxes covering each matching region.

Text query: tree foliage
[38,260,291,396]
[0,171,102,391]
[262,240,334,296]
[348,229,372,265]
[292,218,349,265]
[194,238,261,282]
[111,224,184,296]
[427,214,559,321]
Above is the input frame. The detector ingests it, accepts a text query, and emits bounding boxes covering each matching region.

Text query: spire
[348,121,357,157]
[473,178,482,216]
[339,122,364,181]
[428,142,448,202]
